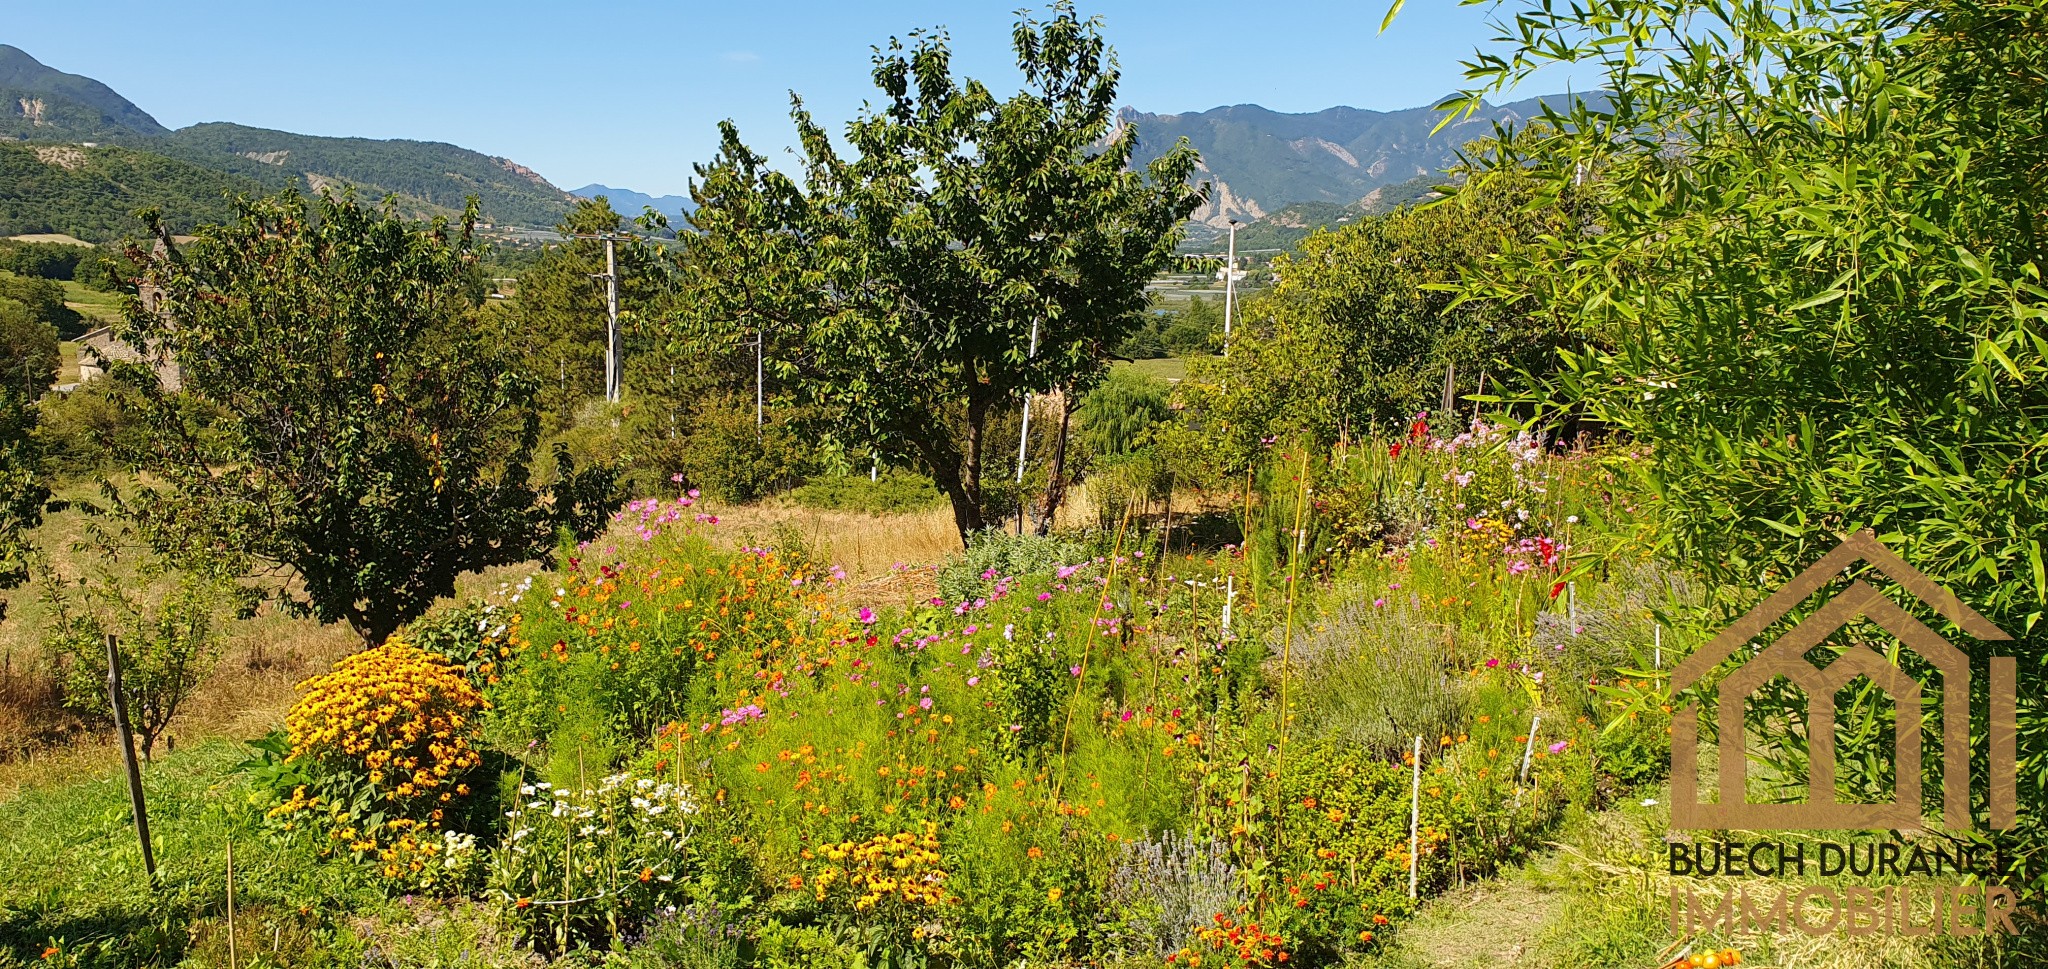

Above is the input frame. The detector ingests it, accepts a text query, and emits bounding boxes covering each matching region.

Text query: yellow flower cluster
[285,636,488,808]
[810,824,950,910]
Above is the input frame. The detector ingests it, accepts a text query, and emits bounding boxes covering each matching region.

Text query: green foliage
[674,392,817,503]
[1178,170,1567,469]
[0,239,86,280]
[151,122,578,228]
[501,198,674,427]
[935,528,1091,604]
[116,190,614,644]
[788,469,947,516]
[0,269,84,338]
[491,773,698,955]
[0,301,52,598]
[1117,297,1223,359]
[679,2,1204,542]
[0,142,260,242]
[1447,0,2048,892]
[43,561,232,761]
[1291,599,1468,761]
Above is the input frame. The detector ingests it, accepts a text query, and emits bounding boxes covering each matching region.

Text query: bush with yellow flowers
[260,635,490,889]
[802,824,952,961]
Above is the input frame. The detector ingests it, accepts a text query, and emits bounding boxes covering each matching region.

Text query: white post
[603,236,620,403]
[1568,582,1578,635]
[1223,221,1238,346]
[1654,625,1662,669]
[1408,735,1423,899]
[1519,713,1543,784]
[1015,319,1040,484]
[1015,320,1041,535]
[1221,575,1235,640]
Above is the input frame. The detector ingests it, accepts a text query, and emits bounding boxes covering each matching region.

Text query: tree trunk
[1033,389,1075,536]
[915,421,984,548]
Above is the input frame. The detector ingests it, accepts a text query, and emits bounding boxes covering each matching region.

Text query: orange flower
[639,867,655,882]
[42,946,59,960]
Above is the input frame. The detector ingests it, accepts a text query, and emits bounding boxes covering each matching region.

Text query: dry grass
[700,499,964,583]
[0,486,994,796]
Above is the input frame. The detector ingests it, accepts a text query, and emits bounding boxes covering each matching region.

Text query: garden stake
[226,833,238,969]
[1272,449,1311,840]
[1654,625,1661,669]
[1221,574,1234,640]
[105,633,157,884]
[1408,735,1422,900]
[1519,713,1542,784]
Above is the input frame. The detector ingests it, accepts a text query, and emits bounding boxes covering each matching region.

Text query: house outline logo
[1670,530,2019,831]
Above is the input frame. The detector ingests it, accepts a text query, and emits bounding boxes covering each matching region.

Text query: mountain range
[0,44,579,239]
[569,184,696,224]
[3,42,1566,248]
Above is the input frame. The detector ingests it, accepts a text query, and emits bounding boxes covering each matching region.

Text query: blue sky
[8,1,1579,196]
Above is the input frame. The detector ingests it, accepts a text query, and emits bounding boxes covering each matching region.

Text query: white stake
[1654,625,1662,669]
[1520,713,1543,784]
[1568,582,1578,635]
[1221,575,1235,640]
[1408,735,1423,899]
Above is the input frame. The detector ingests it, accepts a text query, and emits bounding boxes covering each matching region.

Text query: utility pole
[1223,219,1240,353]
[577,233,623,404]
[1015,319,1041,535]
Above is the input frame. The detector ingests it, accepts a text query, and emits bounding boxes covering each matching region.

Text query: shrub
[935,529,1091,603]
[1290,598,1468,761]
[492,772,698,955]
[47,569,230,761]
[787,470,946,515]
[1105,830,1242,961]
[265,636,491,887]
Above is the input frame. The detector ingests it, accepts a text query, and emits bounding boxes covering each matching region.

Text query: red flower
[1388,441,1404,458]
[1550,580,1567,599]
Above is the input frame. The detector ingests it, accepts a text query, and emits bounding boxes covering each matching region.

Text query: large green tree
[0,299,55,605]
[680,2,1204,542]
[119,191,614,644]
[1436,0,2048,895]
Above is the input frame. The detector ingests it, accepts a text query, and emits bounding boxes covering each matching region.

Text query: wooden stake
[106,633,157,883]
[1408,735,1423,900]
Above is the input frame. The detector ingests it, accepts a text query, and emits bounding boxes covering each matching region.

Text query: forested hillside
[150,124,578,227]
[0,141,259,240]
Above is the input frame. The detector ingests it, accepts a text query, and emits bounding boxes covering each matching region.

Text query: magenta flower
[1549,740,1569,754]
[857,606,876,625]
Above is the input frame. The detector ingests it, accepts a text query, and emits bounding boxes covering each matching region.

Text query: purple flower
[967,676,981,687]
[1373,598,1385,608]
[1070,665,1083,677]
[1549,740,1569,754]
[858,607,876,625]
[919,697,933,710]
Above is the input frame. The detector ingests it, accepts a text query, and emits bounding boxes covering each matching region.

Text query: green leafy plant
[115,190,616,643]
[677,2,1205,543]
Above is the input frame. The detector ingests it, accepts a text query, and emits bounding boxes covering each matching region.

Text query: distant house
[75,325,181,391]
[73,238,182,392]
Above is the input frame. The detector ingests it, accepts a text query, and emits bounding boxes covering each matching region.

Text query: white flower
[1641,798,1659,807]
